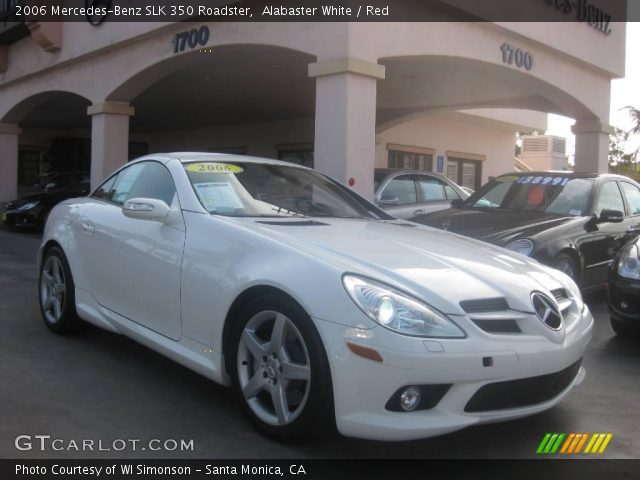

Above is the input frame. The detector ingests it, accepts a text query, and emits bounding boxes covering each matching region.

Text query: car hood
[414,208,583,245]
[237,217,568,315]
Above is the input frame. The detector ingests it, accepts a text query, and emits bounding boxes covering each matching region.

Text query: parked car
[2,178,90,230]
[410,172,640,290]
[607,236,640,337]
[39,154,592,441]
[373,169,469,219]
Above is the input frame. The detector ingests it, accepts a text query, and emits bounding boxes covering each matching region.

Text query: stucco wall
[375,112,516,184]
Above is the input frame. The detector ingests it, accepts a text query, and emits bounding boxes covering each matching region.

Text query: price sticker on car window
[517,176,569,186]
[185,162,244,174]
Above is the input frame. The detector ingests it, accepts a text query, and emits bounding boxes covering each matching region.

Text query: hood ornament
[531,292,563,330]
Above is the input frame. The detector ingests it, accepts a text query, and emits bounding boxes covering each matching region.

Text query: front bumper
[314,306,593,441]
[1,208,41,227]
[607,275,640,325]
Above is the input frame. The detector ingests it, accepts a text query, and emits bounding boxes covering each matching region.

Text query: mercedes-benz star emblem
[442,219,451,231]
[531,292,562,330]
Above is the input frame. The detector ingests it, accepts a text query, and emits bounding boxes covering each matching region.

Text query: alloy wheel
[40,256,67,324]
[237,310,311,426]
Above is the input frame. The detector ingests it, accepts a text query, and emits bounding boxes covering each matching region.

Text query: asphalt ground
[1,226,639,460]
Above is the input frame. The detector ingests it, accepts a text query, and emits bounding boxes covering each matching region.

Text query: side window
[92,174,118,201]
[620,182,640,216]
[417,177,446,202]
[126,162,177,206]
[596,181,625,216]
[110,163,146,205]
[444,185,461,200]
[381,176,418,205]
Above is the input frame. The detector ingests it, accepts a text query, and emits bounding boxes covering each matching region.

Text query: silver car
[374,169,470,219]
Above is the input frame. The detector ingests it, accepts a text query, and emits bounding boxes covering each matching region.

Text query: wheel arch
[39,239,63,267]
[221,285,309,375]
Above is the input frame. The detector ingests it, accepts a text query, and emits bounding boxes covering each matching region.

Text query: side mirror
[379,195,399,206]
[451,199,464,209]
[598,209,624,223]
[123,197,171,222]
[44,182,56,192]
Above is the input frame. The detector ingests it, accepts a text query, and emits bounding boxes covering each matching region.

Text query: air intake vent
[471,319,521,333]
[460,298,509,313]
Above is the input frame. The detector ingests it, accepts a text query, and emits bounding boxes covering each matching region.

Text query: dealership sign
[543,0,612,34]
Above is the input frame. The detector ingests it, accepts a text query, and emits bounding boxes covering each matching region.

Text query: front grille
[464,359,582,412]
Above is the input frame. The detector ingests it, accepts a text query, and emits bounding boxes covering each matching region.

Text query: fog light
[400,386,421,411]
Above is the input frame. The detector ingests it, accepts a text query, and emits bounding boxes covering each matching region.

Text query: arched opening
[1,91,92,198]
[108,44,317,162]
[371,55,600,188]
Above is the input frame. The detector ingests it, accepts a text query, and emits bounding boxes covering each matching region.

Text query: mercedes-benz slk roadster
[38,153,593,441]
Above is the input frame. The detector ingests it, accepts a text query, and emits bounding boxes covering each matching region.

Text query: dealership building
[0,3,626,201]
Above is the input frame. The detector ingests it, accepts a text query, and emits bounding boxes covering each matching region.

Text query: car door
[81,161,185,340]
[416,175,462,214]
[377,174,421,219]
[581,180,630,286]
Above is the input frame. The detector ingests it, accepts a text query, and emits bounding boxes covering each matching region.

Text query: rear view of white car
[38,153,593,441]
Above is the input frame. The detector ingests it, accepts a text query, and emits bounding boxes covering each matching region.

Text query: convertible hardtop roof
[135,152,308,169]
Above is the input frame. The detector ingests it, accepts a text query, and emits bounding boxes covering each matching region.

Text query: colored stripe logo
[537,433,613,454]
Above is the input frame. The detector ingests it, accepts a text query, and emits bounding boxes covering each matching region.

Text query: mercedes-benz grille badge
[531,292,563,330]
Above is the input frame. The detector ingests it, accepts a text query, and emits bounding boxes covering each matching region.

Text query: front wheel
[552,253,581,285]
[229,295,334,440]
[611,317,640,338]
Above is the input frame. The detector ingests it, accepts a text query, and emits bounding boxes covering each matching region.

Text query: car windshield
[183,161,383,219]
[463,174,594,216]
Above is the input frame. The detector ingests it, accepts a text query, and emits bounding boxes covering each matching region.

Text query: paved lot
[0,226,639,460]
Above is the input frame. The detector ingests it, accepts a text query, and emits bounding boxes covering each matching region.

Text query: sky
[547,22,640,162]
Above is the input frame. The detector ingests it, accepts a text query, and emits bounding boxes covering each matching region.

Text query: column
[0,124,21,202]
[571,120,614,173]
[88,102,135,189]
[310,58,384,200]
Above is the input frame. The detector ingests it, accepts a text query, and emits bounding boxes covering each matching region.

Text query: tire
[39,246,81,333]
[229,294,334,440]
[610,317,640,338]
[552,253,581,285]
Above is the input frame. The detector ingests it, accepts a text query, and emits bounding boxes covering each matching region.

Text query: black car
[1,180,90,230]
[607,236,640,337]
[410,172,640,290]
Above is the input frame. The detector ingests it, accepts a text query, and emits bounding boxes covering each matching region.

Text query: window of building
[387,144,434,171]
[18,149,40,186]
[277,145,314,168]
[445,152,484,191]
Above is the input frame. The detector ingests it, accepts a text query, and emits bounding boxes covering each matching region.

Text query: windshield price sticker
[185,162,244,174]
[517,176,569,186]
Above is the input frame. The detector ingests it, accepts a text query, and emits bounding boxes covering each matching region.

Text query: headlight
[505,238,534,256]
[342,275,465,338]
[18,201,40,211]
[618,244,640,280]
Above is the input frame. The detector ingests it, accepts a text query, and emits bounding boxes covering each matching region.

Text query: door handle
[413,209,425,216]
[81,221,95,234]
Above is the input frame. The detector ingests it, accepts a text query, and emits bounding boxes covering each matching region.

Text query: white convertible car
[38,153,593,441]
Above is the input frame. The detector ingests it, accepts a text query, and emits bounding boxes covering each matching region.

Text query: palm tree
[625,106,640,135]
